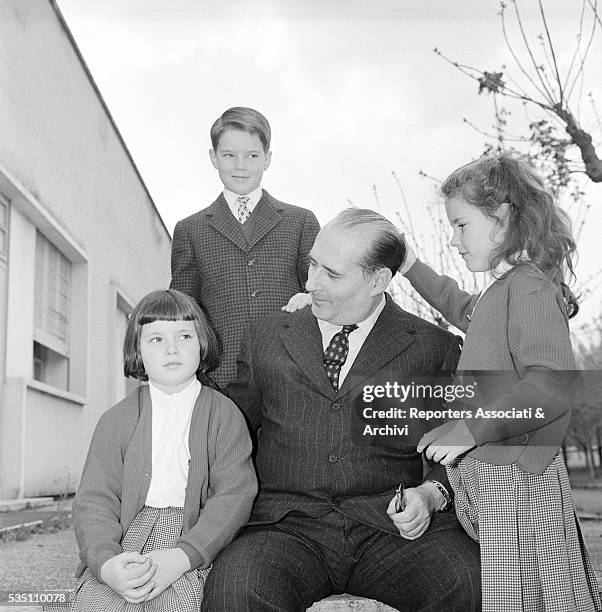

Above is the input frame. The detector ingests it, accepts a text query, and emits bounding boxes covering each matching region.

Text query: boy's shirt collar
[223,185,263,217]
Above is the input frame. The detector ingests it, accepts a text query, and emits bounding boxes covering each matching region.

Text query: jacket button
[331,402,341,411]
[250,289,260,298]
[247,258,256,266]
[328,454,339,463]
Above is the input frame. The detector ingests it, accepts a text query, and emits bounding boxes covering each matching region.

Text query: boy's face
[209,129,271,196]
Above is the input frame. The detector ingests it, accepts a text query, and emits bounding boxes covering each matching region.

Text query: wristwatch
[425,479,452,512]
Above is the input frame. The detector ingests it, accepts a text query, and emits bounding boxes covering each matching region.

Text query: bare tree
[435,0,602,185]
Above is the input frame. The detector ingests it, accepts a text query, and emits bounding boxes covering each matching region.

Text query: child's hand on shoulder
[282,292,312,312]
[100,551,157,603]
[399,235,417,275]
[143,547,191,601]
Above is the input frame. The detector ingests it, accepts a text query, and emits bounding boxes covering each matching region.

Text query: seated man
[202,209,481,612]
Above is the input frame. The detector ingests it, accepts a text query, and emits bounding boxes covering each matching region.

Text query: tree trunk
[587,446,597,480]
[555,105,602,183]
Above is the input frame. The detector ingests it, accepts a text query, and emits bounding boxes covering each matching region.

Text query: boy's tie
[236,196,251,224]
[323,324,358,390]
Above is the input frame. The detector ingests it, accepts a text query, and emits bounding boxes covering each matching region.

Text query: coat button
[247,258,256,266]
[250,289,260,298]
[328,454,339,463]
[331,402,341,411]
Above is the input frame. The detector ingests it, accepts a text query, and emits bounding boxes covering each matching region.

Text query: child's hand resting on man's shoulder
[282,292,313,312]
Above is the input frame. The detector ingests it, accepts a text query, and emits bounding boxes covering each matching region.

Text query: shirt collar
[223,185,263,214]
[148,377,201,407]
[317,295,386,339]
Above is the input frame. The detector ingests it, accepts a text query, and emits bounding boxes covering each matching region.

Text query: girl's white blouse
[145,378,201,508]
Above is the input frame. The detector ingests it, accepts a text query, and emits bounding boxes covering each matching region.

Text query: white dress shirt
[223,185,263,217]
[145,378,201,508]
[317,296,386,385]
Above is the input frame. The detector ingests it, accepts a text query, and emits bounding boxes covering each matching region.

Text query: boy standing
[170,107,320,388]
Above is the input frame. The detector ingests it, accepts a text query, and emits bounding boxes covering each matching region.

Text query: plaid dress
[448,455,602,612]
[71,507,210,612]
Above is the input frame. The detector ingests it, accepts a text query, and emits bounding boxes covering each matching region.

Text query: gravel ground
[0,527,78,592]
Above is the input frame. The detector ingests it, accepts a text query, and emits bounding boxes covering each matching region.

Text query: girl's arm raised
[404,259,476,333]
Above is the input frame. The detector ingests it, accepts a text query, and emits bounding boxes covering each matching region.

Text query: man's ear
[209,148,218,169]
[264,150,272,170]
[371,267,392,295]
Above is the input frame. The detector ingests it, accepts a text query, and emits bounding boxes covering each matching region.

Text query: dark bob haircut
[123,289,219,381]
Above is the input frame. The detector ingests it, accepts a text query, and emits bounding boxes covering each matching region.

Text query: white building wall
[0,0,172,497]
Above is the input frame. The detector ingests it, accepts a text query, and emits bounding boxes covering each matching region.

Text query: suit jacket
[227,295,462,535]
[170,190,320,388]
[405,260,577,474]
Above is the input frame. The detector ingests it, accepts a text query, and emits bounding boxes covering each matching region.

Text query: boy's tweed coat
[171,190,320,388]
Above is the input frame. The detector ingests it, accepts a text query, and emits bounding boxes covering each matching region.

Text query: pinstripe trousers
[202,509,481,612]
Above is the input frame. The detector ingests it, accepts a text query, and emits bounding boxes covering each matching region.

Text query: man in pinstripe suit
[203,209,481,611]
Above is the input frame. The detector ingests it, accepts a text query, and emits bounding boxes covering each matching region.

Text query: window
[33,231,72,390]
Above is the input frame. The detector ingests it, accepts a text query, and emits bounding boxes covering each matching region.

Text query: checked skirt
[71,506,209,612]
[447,454,602,612]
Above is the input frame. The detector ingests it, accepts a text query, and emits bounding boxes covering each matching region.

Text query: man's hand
[100,552,156,603]
[417,420,476,465]
[386,484,437,540]
[281,292,312,312]
[143,548,191,601]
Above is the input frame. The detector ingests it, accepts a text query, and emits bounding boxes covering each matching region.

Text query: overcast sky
[56,0,602,328]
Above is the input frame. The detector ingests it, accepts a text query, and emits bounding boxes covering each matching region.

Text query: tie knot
[237,196,250,205]
[341,324,358,335]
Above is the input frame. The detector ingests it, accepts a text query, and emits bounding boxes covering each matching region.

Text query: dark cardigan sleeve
[404,260,475,333]
[72,405,134,580]
[176,394,257,568]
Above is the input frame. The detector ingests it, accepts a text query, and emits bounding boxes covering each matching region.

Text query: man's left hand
[386,484,437,540]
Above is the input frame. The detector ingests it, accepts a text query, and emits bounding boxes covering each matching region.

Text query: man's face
[209,129,271,195]
[306,225,383,325]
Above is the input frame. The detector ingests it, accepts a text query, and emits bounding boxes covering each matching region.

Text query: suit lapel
[247,191,282,249]
[338,296,417,397]
[280,309,337,400]
[205,195,248,251]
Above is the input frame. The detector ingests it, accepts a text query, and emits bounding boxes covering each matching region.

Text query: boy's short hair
[329,208,406,276]
[210,107,271,153]
[124,289,220,381]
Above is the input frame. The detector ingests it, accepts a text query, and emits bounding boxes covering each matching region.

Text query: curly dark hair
[441,154,579,318]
